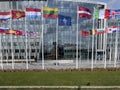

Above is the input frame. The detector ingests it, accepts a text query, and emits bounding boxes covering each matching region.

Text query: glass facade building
[0,0,106,60]
[0,0,109,62]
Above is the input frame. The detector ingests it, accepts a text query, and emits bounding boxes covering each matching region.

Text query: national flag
[93,8,99,19]
[96,29,106,34]
[9,29,16,34]
[78,6,91,19]
[26,8,41,19]
[11,10,25,20]
[80,30,90,36]
[89,30,97,35]
[0,27,10,34]
[12,30,23,36]
[105,9,110,19]
[58,15,72,26]
[106,26,119,33]
[94,8,109,19]
[0,12,11,21]
[43,7,58,18]
[110,9,120,20]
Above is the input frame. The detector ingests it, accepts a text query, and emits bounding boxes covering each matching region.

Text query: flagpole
[109,32,112,63]
[91,8,95,70]
[10,2,14,69]
[87,36,90,62]
[24,10,29,69]
[56,17,58,66]
[104,4,108,68]
[0,32,3,70]
[76,6,79,69]
[114,22,119,68]
[104,18,107,69]
[41,6,44,69]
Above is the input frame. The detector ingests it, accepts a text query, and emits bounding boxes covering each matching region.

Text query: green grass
[0,71,120,86]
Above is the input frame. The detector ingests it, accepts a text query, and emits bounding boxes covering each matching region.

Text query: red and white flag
[78,6,91,19]
[106,26,119,33]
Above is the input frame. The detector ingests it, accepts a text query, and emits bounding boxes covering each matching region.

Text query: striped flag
[0,27,10,34]
[78,6,91,19]
[0,12,11,22]
[26,8,41,19]
[43,7,58,18]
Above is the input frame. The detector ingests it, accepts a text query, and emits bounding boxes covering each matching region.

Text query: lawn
[0,70,120,86]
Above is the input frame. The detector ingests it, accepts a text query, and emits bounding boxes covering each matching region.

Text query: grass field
[0,70,120,86]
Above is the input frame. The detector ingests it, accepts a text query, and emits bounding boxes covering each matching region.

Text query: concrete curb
[0,86,120,89]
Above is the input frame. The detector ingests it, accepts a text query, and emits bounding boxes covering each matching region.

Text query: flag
[80,30,90,36]
[0,27,10,34]
[43,7,58,18]
[106,26,119,33]
[11,10,25,20]
[94,8,109,19]
[110,9,120,20]
[78,6,91,19]
[9,30,16,34]
[58,15,72,26]
[13,30,23,36]
[0,12,11,21]
[96,29,106,34]
[105,9,110,19]
[89,30,97,35]
[94,8,99,19]
[26,8,41,19]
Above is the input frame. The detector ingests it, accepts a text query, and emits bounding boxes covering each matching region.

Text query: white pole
[10,1,14,69]
[109,33,112,63]
[87,36,90,62]
[0,34,3,70]
[104,19,107,69]
[56,18,58,66]
[76,6,79,69]
[25,9,29,69]
[41,6,44,69]
[114,22,119,68]
[91,8,95,70]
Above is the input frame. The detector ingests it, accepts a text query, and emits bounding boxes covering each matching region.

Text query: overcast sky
[92,0,119,9]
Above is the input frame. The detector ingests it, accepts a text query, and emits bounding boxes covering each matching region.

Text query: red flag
[13,30,23,36]
[11,10,25,20]
[80,30,90,36]
[105,9,110,19]
[78,6,91,19]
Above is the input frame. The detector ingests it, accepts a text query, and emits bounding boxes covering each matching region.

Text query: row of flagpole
[0,0,120,70]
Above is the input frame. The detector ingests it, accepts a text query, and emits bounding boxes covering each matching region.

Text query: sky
[92,0,119,9]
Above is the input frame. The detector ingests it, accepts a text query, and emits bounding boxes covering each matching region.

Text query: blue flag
[110,9,120,20]
[58,15,72,26]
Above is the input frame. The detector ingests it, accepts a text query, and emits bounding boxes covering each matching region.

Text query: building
[0,0,108,63]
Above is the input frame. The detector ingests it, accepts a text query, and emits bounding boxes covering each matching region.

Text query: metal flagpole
[91,8,95,70]
[24,8,29,69]
[41,6,44,69]
[104,19,107,69]
[104,4,107,68]
[76,6,79,69]
[87,36,90,62]
[109,32,112,63]
[0,28,3,70]
[56,17,58,66]
[10,1,14,69]
[114,22,119,68]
